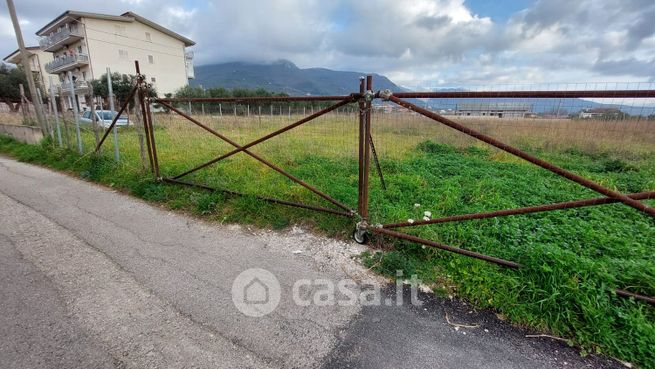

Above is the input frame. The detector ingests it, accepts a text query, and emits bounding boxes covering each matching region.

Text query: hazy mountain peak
[191,60,402,96]
[270,59,299,69]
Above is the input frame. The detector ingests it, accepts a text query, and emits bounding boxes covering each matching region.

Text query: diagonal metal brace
[166,96,356,180]
[157,100,354,213]
[388,95,655,219]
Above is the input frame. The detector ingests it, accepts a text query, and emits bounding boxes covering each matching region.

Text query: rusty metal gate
[96,61,655,305]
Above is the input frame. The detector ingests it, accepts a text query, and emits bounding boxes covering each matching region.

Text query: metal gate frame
[95,61,655,305]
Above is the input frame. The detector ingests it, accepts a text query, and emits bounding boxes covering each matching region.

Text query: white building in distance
[3,47,51,90]
[35,10,195,109]
[456,102,533,119]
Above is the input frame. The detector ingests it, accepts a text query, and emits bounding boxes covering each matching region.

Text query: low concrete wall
[0,124,44,144]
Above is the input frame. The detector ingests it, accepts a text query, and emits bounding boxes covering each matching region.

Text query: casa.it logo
[231,268,281,317]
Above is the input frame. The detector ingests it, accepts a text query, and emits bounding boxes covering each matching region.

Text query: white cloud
[1,0,653,87]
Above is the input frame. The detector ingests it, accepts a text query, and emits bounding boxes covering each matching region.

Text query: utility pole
[106,68,119,161]
[6,0,46,130]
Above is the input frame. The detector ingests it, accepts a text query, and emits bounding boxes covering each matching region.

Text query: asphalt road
[0,156,625,369]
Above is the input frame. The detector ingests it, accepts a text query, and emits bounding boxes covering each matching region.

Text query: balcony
[59,80,90,95]
[45,53,89,74]
[185,51,195,79]
[39,26,84,52]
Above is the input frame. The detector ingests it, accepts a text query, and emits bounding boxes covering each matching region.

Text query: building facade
[35,10,195,110]
[455,102,533,119]
[3,47,51,90]
[578,108,623,119]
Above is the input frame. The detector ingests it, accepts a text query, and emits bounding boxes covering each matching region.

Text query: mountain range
[190,60,654,116]
[190,60,401,96]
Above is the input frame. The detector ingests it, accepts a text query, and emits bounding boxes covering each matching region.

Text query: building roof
[456,102,533,111]
[581,107,621,114]
[35,10,195,47]
[121,12,195,46]
[3,46,41,63]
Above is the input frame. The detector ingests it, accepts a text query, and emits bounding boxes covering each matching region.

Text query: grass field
[2,110,654,367]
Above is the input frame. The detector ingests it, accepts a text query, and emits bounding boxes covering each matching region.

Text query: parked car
[80,110,129,128]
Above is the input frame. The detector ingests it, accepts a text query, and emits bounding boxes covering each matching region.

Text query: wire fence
[4,74,655,305]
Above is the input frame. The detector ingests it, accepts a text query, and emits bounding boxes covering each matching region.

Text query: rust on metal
[393,90,655,99]
[388,96,655,218]
[95,84,138,152]
[138,88,155,172]
[170,96,356,180]
[164,177,354,217]
[371,227,522,269]
[615,289,655,305]
[157,95,357,103]
[142,66,655,307]
[360,76,373,219]
[383,191,655,229]
[357,77,366,217]
[144,97,160,178]
[157,100,353,213]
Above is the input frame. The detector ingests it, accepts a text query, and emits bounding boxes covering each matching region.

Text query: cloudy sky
[1,0,654,88]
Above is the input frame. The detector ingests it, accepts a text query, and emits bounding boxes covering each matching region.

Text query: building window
[151,77,156,83]
[77,45,82,54]
[148,55,154,64]
[145,32,151,41]
[119,49,128,60]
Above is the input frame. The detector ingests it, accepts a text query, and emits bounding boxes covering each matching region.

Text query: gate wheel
[352,229,370,245]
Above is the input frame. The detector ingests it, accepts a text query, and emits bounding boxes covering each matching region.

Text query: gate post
[135,61,155,177]
[357,77,366,216]
[361,75,373,219]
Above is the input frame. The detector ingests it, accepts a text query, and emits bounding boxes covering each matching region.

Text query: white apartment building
[3,47,51,90]
[35,10,195,110]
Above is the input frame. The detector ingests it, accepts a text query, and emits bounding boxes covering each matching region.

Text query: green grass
[1,114,654,368]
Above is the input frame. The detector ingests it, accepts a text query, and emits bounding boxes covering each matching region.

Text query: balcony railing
[45,53,89,73]
[60,80,90,92]
[185,51,195,79]
[39,26,84,51]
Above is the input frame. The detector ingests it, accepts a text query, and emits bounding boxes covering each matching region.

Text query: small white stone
[421,245,426,249]
[407,219,415,224]
[414,203,421,208]
[424,211,432,217]
[292,250,302,254]
[422,216,430,221]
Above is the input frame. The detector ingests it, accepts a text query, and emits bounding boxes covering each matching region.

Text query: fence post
[18,84,28,123]
[133,90,148,170]
[135,61,154,174]
[35,88,52,139]
[357,76,373,219]
[89,92,100,146]
[357,77,366,217]
[106,68,120,161]
[67,71,83,154]
[219,103,222,116]
[48,77,63,147]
